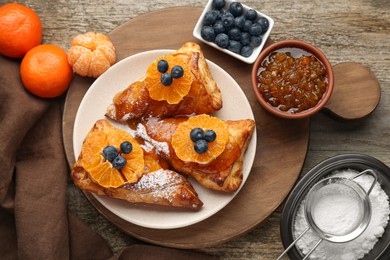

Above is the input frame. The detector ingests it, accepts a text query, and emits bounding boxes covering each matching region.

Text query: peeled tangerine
[68,32,116,78]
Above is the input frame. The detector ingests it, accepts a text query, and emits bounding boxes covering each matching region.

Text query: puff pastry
[71,119,203,210]
[105,42,222,121]
[137,116,255,192]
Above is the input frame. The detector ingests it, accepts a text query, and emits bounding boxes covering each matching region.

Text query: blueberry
[257,17,269,32]
[240,32,251,46]
[103,146,118,161]
[229,2,243,17]
[157,59,168,73]
[228,27,241,41]
[112,155,127,169]
[245,9,258,21]
[249,22,263,36]
[221,12,234,29]
[120,141,133,154]
[213,20,225,34]
[242,20,252,32]
[171,65,184,78]
[204,130,217,142]
[216,9,225,20]
[190,128,205,142]
[250,35,262,47]
[212,0,225,10]
[241,45,253,57]
[194,139,208,154]
[160,73,173,86]
[201,26,216,42]
[233,16,246,29]
[215,33,229,48]
[228,40,242,54]
[204,10,218,26]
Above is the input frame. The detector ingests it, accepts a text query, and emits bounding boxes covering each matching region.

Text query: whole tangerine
[0,3,43,58]
[20,44,73,98]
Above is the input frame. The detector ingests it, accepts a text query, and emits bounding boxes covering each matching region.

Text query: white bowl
[193,0,274,64]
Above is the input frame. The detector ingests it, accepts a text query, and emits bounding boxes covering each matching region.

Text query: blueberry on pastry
[105,42,222,121]
[137,114,255,192]
[71,119,203,210]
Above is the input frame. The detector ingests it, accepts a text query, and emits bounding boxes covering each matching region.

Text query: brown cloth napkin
[0,55,216,260]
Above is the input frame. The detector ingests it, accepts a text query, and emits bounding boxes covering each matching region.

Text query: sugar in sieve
[277,169,377,260]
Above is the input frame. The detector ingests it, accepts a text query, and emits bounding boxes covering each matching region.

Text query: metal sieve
[277,169,377,260]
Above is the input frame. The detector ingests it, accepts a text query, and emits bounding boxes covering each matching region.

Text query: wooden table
[17,0,390,258]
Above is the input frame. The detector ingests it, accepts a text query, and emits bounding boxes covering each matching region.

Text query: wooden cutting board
[62,7,380,248]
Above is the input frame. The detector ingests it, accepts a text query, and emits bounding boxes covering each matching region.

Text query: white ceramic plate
[73,50,257,229]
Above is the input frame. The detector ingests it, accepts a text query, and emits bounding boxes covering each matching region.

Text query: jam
[257,48,328,113]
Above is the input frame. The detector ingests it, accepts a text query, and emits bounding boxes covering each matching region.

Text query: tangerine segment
[81,131,107,170]
[105,126,145,183]
[67,46,93,77]
[89,161,125,188]
[145,55,192,104]
[143,149,170,173]
[172,115,229,164]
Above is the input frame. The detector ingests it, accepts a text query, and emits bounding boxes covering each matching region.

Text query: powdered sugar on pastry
[126,169,178,190]
[122,169,201,208]
[136,123,170,156]
[106,104,136,121]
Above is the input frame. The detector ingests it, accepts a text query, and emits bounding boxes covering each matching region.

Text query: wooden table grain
[12,0,390,259]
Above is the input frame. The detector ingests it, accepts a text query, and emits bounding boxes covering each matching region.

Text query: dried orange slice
[68,32,116,78]
[81,121,144,188]
[145,54,192,104]
[172,114,229,164]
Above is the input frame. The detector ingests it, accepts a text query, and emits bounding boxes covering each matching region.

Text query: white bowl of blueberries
[193,0,274,64]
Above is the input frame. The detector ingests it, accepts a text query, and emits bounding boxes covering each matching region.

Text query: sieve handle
[302,238,323,260]
[277,227,310,260]
[351,169,377,196]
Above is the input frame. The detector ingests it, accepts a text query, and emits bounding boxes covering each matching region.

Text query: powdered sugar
[293,169,390,259]
[105,103,135,121]
[135,123,170,156]
[140,144,153,152]
[311,186,363,235]
[119,112,136,121]
[123,169,180,204]
[126,169,179,190]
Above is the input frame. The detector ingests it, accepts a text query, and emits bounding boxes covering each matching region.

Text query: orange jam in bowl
[257,49,328,113]
[251,40,334,119]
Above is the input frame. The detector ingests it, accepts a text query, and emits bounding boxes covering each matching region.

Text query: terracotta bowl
[251,39,334,119]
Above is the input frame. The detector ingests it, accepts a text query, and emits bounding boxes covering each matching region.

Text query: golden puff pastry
[137,116,255,192]
[71,119,203,210]
[105,42,222,121]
